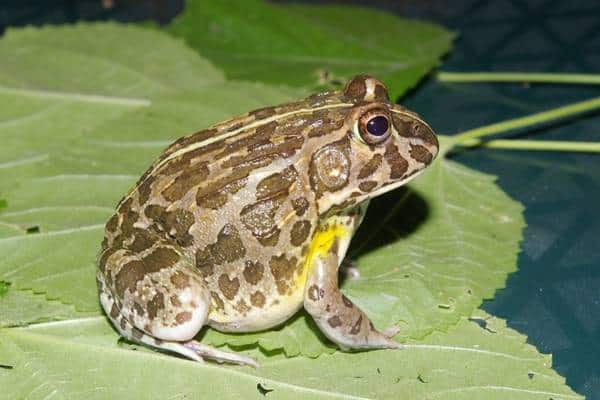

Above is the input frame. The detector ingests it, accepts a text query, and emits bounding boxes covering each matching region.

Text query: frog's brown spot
[344,76,368,101]
[384,143,408,179]
[133,302,146,316]
[114,260,145,298]
[170,271,190,289]
[110,303,120,318]
[120,317,127,330]
[119,200,139,237]
[409,144,433,164]
[358,180,378,193]
[170,209,196,247]
[211,291,225,311]
[234,299,250,314]
[358,154,383,179]
[215,125,274,160]
[162,128,218,160]
[211,224,246,264]
[129,228,155,253]
[196,169,249,210]
[243,260,264,285]
[218,274,240,300]
[308,115,344,138]
[145,207,195,247]
[290,220,312,247]
[106,214,119,233]
[257,228,280,247]
[310,139,351,196]
[250,291,266,308]
[137,176,154,206]
[162,161,210,202]
[269,254,298,295]
[256,166,298,200]
[307,284,324,302]
[144,204,166,224]
[327,315,343,328]
[341,295,353,308]
[240,193,286,240]
[170,295,181,307]
[394,115,438,148]
[223,130,304,170]
[195,224,245,273]
[250,106,277,119]
[291,197,309,216]
[98,247,118,273]
[132,327,145,340]
[147,292,165,320]
[175,311,192,324]
[349,315,363,335]
[143,247,180,274]
[373,83,389,102]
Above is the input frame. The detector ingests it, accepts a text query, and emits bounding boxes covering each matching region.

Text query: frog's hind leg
[97,259,258,367]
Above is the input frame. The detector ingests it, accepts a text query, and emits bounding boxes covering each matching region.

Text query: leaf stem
[457,139,600,153]
[451,96,600,143]
[438,72,600,85]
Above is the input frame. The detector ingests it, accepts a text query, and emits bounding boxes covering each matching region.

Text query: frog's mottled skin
[97,75,439,367]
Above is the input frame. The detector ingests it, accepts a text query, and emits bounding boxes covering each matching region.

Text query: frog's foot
[180,340,259,368]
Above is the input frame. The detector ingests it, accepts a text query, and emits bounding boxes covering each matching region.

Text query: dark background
[1,1,598,398]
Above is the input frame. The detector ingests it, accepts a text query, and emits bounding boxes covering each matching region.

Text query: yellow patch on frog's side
[293,223,349,292]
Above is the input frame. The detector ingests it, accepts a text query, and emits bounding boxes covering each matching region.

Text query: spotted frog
[97,75,439,367]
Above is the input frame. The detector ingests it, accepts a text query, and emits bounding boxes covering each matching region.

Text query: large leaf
[167,0,455,100]
[0,311,581,399]
[0,24,523,358]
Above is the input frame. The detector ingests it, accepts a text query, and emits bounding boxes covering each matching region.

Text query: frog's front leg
[303,236,401,351]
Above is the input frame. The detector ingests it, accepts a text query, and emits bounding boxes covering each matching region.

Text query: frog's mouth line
[369,167,429,200]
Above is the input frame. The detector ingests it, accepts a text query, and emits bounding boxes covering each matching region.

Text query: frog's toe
[183,341,260,368]
[382,325,401,338]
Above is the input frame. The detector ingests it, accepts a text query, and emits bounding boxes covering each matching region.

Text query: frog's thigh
[100,244,210,340]
[303,250,401,350]
[100,248,258,366]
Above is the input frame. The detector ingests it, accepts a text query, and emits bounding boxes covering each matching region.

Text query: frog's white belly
[208,292,304,332]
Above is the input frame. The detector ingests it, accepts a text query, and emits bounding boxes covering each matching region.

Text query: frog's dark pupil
[366,116,389,136]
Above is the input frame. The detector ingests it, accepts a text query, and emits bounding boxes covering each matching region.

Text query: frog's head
[309,75,439,214]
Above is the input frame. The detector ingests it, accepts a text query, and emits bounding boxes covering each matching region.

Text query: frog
[96,75,439,367]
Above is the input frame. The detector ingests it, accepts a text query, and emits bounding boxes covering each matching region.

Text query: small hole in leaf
[528,372,535,379]
[26,226,40,234]
[417,374,428,383]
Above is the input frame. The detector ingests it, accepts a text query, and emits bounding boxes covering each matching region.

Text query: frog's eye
[358,111,391,144]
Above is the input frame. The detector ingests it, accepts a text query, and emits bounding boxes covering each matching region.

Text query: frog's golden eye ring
[358,110,391,145]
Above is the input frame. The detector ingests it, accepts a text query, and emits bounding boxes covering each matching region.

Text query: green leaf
[0,289,93,328]
[167,0,455,99]
[0,311,581,399]
[0,24,523,359]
